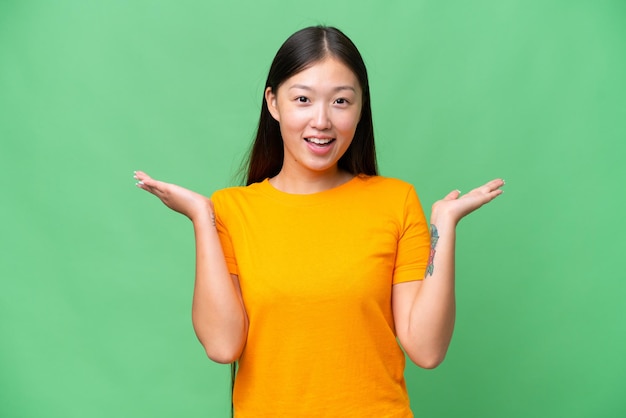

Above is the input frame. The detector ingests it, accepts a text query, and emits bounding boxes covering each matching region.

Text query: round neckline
[257,175,366,205]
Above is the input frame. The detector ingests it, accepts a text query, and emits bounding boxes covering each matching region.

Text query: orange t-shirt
[212,175,430,417]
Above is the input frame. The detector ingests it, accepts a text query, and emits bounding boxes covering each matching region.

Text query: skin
[134,57,505,368]
[134,175,248,363]
[392,181,504,368]
[265,57,362,194]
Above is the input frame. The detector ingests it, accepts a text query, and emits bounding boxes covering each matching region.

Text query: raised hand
[431,178,504,226]
[134,170,213,222]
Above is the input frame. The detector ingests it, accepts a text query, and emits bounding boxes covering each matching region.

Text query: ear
[265,87,280,122]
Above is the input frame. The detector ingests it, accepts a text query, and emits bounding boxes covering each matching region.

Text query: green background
[1,0,625,417]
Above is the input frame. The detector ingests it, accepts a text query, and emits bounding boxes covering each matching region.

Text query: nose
[310,104,331,130]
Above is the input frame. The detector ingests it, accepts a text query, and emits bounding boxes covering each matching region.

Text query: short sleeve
[393,186,430,284]
[211,191,239,276]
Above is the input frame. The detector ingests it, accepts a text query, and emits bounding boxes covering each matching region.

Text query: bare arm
[135,171,248,363]
[392,179,504,369]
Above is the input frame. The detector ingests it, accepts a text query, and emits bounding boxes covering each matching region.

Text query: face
[265,57,363,179]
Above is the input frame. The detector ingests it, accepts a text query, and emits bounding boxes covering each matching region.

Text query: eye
[296,96,309,103]
[335,98,349,105]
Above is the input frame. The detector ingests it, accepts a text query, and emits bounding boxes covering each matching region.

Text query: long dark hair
[243,26,378,185]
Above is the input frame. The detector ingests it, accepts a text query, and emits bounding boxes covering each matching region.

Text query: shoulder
[212,180,266,201]
[352,176,424,215]
[353,175,417,197]
[211,180,269,214]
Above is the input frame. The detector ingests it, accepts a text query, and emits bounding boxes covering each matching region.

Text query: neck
[270,167,354,194]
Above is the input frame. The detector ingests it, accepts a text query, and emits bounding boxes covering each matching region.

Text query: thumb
[443,189,461,201]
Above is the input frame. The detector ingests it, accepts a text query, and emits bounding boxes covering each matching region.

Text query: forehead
[282,57,361,93]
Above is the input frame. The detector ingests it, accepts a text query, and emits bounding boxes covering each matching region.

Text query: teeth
[306,138,333,145]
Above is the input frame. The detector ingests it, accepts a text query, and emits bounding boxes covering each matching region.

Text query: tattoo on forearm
[425,224,439,277]
[210,212,216,227]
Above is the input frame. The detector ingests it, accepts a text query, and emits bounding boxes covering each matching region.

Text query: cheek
[279,110,309,132]
[335,112,361,134]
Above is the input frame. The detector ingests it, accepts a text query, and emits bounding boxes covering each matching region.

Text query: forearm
[396,180,504,368]
[133,171,248,362]
[404,217,457,368]
[191,214,247,364]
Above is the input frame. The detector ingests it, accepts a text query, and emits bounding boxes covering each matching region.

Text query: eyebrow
[288,84,357,93]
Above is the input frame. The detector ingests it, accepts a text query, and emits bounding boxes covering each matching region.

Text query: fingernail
[136,181,144,186]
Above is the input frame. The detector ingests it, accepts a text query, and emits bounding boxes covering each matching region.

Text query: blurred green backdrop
[1,0,625,417]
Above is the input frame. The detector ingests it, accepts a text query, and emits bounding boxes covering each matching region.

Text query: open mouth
[304,137,335,146]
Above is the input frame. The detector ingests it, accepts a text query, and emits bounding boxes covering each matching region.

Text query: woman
[135,26,503,417]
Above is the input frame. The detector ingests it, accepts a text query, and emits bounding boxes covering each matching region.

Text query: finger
[468,179,503,196]
[134,171,148,190]
[443,189,461,200]
[145,182,169,200]
[133,170,153,182]
[141,176,161,190]
[136,181,157,195]
[479,188,504,204]
[489,188,504,198]
[134,173,164,196]
[482,178,505,192]
[133,171,161,189]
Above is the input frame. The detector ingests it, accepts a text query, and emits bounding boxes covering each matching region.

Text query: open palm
[134,170,212,221]
[432,179,504,225]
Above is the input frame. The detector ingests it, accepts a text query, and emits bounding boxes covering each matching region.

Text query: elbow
[203,342,243,364]
[193,317,247,364]
[196,330,245,364]
[411,353,446,369]
[206,348,240,364]
[403,343,448,369]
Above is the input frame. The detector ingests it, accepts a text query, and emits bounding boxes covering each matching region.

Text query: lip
[304,137,336,155]
[304,135,334,143]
